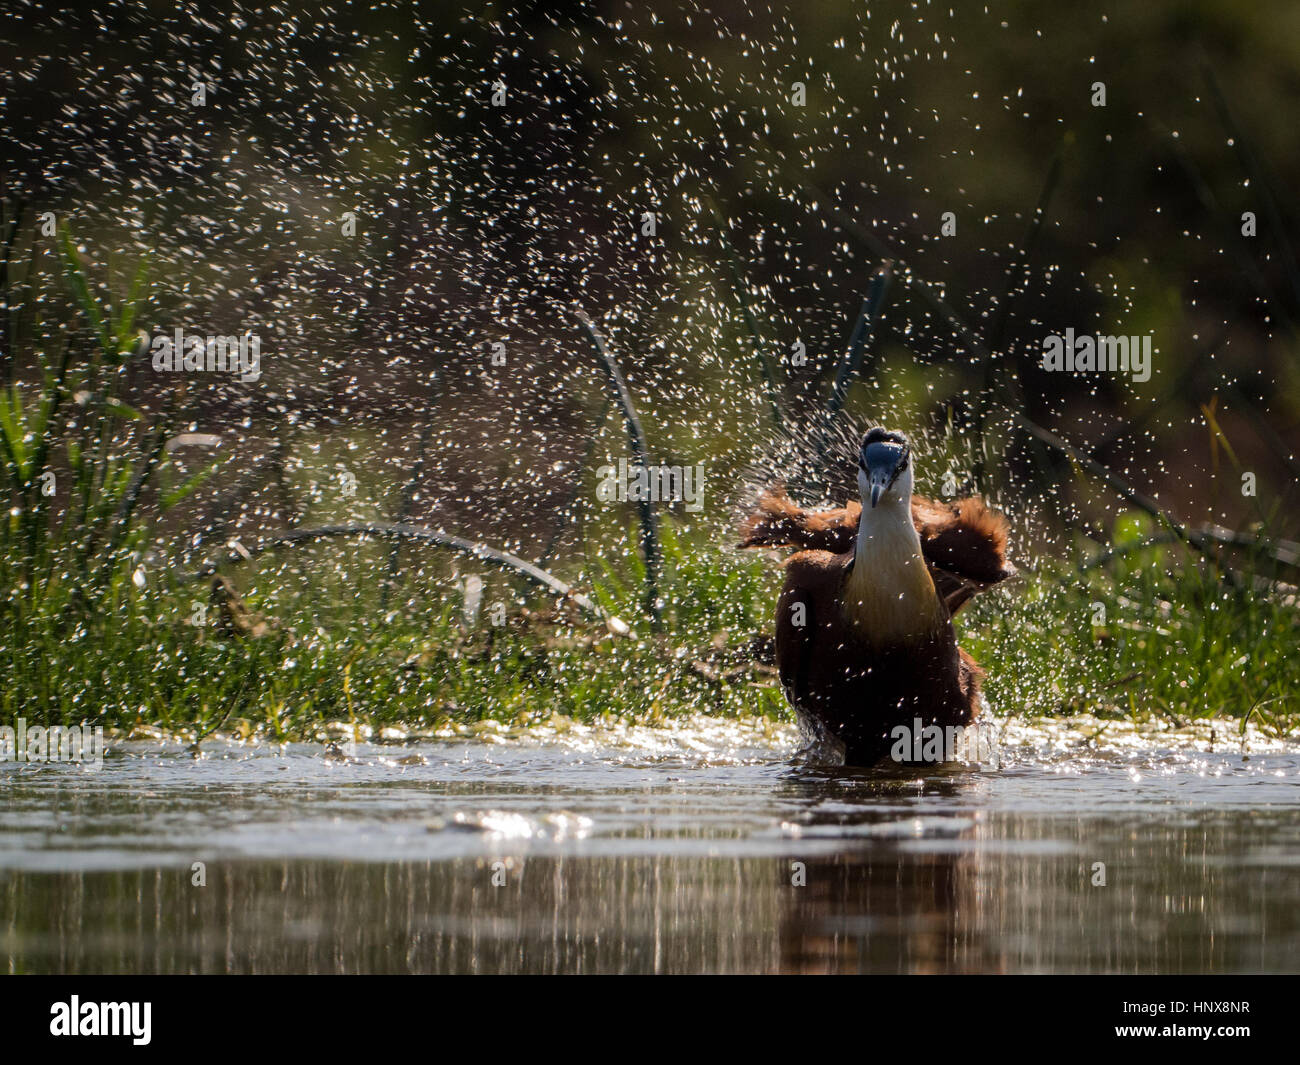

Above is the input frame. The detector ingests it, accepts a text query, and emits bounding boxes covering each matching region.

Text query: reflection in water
[1,722,1298,973]
[777,814,1298,974]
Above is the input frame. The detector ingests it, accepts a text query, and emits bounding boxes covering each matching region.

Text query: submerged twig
[805,181,1068,507]
[825,264,893,425]
[539,394,612,568]
[1015,413,1187,531]
[1016,413,1300,578]
[802,182,992,361]
[575,310,662,627]
[806,264,892,497]
[196,521,622,628]
[1077,525,1300,575]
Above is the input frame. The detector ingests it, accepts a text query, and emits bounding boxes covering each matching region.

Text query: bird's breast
[841,528,944,645]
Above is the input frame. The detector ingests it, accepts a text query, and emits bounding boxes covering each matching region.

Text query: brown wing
[911,496,1016,614]
[775,578,815,707]
[740,486,1014,616]
[738,486,859,553]
[774,551,846,708]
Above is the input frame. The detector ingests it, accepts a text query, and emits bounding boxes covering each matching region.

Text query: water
[2,716,1298,973]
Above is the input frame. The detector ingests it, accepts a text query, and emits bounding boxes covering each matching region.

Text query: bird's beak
[867,471,888,508]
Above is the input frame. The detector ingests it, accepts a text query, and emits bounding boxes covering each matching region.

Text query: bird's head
[858,428,912,509]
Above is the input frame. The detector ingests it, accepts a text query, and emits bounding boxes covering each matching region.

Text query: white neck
[856,501,910,548]
[843,482,943,643]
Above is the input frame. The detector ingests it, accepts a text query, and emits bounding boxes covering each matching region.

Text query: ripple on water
[0,713,1296,871]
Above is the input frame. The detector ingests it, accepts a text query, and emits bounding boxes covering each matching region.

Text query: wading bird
[739,428,1015,765]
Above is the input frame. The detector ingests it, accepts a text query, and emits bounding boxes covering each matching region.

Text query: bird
[738,428,1015,765]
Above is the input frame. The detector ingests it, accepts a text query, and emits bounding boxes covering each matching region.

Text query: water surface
[2,716,1298,973]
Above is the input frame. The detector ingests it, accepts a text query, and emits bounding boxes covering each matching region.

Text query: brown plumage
[739,487,1015,615]
[739,430,1015,765]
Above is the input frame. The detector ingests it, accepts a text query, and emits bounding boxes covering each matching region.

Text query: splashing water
[2,6,1296,744]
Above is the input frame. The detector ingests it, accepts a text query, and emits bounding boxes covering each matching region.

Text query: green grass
[4,506,1297,742]
[1,520,789,738]
[2,230,1296,743]
[961,525,1299,738]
